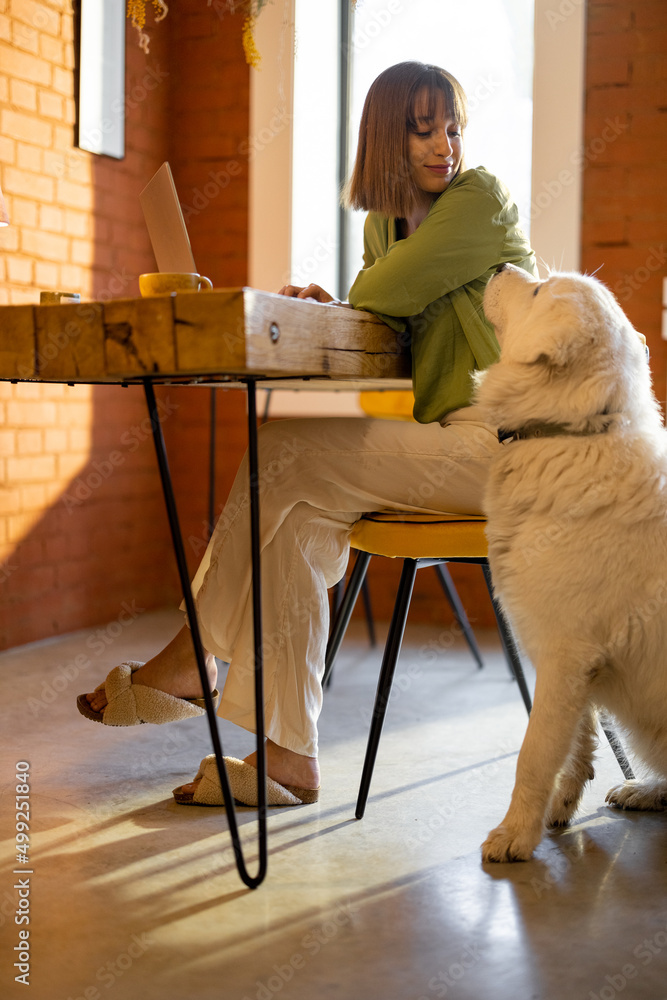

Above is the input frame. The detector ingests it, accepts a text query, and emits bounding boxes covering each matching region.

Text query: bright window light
[292,0,534,296]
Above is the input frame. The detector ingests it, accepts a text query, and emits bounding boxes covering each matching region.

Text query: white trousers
[189,412,502,756]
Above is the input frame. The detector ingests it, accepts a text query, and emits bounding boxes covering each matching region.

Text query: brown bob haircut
[344,61,468,219]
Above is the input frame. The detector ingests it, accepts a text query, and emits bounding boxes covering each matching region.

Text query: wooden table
[0,288,411,888]
[0,286,410,386]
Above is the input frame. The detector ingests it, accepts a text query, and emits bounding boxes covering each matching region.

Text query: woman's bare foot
[85,626,218,715]
[176,738,320,798]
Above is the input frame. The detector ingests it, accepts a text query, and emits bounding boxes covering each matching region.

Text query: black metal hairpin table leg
[143,378,267,889]
[208,387,217,537]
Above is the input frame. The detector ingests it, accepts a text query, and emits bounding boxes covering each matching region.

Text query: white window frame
[530,0,586,272]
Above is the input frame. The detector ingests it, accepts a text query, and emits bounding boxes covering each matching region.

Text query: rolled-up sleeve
[348,172,510,317]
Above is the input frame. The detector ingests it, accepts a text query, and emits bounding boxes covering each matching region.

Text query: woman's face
[407,88,464,200]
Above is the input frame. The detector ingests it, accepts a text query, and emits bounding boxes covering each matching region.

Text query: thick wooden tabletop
[0,287,412,386]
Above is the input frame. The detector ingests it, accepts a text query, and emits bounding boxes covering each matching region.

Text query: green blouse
[347,166,537,424]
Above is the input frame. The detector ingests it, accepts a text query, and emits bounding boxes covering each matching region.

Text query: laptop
[139,162,197,273]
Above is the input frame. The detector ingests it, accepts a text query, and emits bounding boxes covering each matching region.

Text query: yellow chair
[355,391,484,668]
[358,390,416,421]
[323,511,634,819]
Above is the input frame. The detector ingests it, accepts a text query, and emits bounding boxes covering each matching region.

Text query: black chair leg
[356,559,418,819]
[481,563,533,715]
[323,551,371,688]
[600,717,635,780]
[433,563,484,669]
[331,578,344,619]
[330,563,375,666]
[360,575,376,647]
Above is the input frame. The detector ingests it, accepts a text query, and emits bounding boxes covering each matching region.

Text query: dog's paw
[606,780,667,811]
[546,758,594,829]
[546,782,586,828]
[546,796,579,829]
[481,824,539,863]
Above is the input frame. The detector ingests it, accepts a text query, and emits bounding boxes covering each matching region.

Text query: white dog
[475,263,667,863]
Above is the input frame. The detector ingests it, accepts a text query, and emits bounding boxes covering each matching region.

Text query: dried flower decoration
[127,0,168,54]
[241,13,261,69]
[127,0,271,65]
[210,1,271,67]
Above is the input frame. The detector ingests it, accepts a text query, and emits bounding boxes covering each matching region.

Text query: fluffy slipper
[76,661,220,727]
[173,755,320,807]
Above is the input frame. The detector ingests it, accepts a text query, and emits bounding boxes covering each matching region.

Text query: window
[250,0,585,413]
[292,0,534,297]
[342,0,534,291]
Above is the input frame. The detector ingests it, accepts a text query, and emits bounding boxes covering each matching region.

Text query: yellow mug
[139,272,213,296]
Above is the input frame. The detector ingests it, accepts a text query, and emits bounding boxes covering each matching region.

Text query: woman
[79,62,537,806]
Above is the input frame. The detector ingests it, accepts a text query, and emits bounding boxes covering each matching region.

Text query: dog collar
[498,419,614,444]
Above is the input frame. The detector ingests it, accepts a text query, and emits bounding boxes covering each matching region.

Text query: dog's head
[475,264,660,433]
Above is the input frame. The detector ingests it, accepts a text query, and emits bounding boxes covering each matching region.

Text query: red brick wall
[160,1,249,573]
[582,0,667,408]
[0,1,249,649]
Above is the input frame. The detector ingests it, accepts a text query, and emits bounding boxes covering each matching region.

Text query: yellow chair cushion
[350,511,488,560]
[358,390,416,421]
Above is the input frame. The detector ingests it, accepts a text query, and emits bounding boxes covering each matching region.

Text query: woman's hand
[278,283,337,303]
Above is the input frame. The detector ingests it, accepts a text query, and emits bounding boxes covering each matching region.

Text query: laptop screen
[140,162,197,273]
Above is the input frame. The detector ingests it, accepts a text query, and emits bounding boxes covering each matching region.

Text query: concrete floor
[2,608,667,1000]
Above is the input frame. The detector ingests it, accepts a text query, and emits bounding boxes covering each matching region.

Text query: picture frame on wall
[76,0,126,159]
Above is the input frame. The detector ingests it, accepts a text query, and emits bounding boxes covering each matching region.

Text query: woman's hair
[344,61,468,219]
